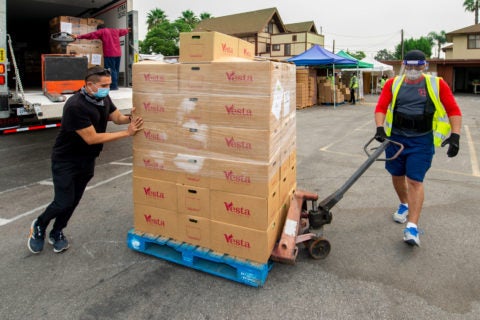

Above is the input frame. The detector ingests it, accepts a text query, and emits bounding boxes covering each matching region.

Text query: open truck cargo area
[0,0,138,133]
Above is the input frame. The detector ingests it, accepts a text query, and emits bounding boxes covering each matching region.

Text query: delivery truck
[0,0,138,133]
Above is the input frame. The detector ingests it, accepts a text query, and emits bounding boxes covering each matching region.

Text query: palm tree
[428,31,447,58]
[177,10,199,26]
[199,13,212,20]
[463,0,479,24]
[146,8,168,31]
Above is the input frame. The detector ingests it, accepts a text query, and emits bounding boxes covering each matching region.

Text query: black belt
[393,112,432,132]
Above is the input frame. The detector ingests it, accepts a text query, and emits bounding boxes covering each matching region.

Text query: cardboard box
[207,94,282,129]
[178,63,213,94]
[209,60,292,96]
[132,148,178,183]
[237,39,255,60]
[87,18,104,27]
[177,184,210,217]
[209,154,280,197]
[132,92,182,123]
[49,16,99,35]
[279,162,296,204]
[132,176,177,211]
[176,214,211,247]
[173,153,210,187]
[133,203,178,238]
[133,149,210,186]
[209,208,284,263]
[132,62,179,93]
[133,92,210,124]
[208,126,281,162]
[210,187,280,230]
[176,120,210,152]
[133,121,178,151]
[66,40,104,68]
[179,31,239,63]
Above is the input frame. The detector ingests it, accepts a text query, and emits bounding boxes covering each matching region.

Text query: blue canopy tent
[288,45,358,106]
[288,45,357,66]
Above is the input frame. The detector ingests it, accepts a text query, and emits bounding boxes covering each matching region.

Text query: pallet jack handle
[310,138,404,229]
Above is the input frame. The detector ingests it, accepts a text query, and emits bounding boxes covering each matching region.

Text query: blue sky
[134,0,474,57]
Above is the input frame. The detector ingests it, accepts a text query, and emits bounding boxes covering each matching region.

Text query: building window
[292,35,297,42]
[468,34,480,49]
[285,44,291,56]
[266,44,271,53]
[264,21,274,33]
[273,44,281,51]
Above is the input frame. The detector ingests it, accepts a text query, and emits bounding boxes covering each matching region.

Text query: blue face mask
[94,87,110,99]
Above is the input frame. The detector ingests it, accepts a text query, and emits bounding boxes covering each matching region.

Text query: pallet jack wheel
[308,237,331,260]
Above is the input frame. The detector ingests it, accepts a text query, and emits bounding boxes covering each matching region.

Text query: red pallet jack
[271,138,404,264]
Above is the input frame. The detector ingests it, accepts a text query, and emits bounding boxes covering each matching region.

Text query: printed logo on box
[143,130,168,142]
[223,170,251,185]
[143,187,165,199]
[142,101,166,114]
[143,214,166,227]
[224,137,252,150]
[223,201,251,216]
[223,233,251,248]
[142,158,166,170]
[225,71,254,82]
[221,42,235,55]
[142,73,166,82]
[224,104,253,117]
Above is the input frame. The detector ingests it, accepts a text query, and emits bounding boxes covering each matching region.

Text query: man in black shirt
[27,66,143,254]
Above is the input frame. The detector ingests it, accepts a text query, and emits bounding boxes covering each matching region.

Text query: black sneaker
[28,219,45,254]
[48,230,70,253]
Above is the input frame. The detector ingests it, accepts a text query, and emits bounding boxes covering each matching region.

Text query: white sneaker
[403,227,421,246]
[393,204,408,224]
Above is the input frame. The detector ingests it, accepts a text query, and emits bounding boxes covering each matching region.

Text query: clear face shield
[398,59,428,80]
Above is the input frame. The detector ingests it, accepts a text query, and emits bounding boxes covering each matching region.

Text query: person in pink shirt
[74,24,130,90]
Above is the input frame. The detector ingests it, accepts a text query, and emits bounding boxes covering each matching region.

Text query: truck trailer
[0,0,138,133]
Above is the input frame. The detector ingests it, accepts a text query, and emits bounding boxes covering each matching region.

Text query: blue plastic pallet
[126,229,273,287]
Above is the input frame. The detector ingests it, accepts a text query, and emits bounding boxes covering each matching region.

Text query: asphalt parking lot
[0,93,479,320]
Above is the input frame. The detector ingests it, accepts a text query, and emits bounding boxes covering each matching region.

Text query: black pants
[350,87,356,104]
[37,159,95,232]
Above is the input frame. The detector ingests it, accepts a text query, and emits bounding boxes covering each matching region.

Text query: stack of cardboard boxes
[49,16,104,68]
[131,31,297,264]
[317,76,347,104]
[295,68,317,108]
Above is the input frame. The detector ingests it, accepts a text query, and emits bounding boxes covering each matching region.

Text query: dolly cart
[271,138,404,264]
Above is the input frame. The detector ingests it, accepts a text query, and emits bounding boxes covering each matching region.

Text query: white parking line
[0,169,132,226]
[464,125,480,177]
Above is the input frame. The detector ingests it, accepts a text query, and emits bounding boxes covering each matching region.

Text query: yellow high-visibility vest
[385,74,451,146]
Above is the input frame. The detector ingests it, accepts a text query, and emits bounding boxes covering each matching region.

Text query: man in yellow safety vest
[373,50,462,247]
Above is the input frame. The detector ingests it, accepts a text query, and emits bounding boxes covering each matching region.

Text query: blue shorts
[385,133,435,182]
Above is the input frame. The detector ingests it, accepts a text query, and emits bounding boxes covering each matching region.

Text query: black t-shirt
[51,92,117,161]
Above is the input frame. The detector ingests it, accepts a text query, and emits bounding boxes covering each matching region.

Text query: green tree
[140,8,212,55]
[463,0,479,24]
[375,49,396,61]
[146,8,168,31]
[394,37,433,59]
[347,50,366,60]
[428,31,447,58]
[140,21,178,55]
[200,13,213,20]
[175,10,199,31]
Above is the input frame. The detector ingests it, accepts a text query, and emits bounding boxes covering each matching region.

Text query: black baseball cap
[404,50,426,65]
